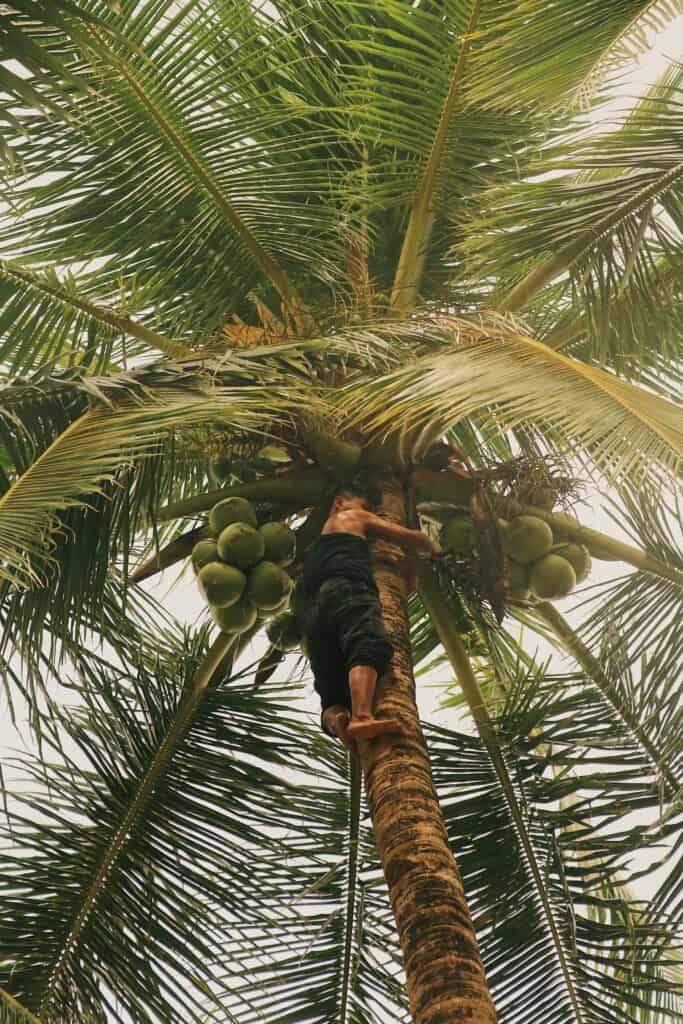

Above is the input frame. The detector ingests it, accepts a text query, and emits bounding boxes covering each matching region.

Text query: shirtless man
[299,485,441,755]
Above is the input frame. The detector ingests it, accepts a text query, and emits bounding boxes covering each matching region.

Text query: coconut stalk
[503,500,683,587]
[417,564,585,1023]
[157,465,330,522]
[130,526,208,583]
[533,601,678,797]
[364,475,496,1024]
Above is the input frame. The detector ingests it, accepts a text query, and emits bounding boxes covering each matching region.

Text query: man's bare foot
[347,716,405,741]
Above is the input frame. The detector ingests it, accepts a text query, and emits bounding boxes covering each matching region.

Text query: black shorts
[303,577,393,714]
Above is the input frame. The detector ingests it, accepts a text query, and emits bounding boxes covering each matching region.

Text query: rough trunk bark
[364,475,497,1024]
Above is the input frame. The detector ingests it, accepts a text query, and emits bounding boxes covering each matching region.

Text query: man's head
[331,485,371,514]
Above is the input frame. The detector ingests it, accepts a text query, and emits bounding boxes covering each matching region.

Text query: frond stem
[498,161,683,313]
[339,759,361,1023]
[157,466,330,522]
[418,563,585,1023]
[533,601,679,796]
[38,632,236,1015]
[390,1,482,316]
[0,986,43,1024]
[1,260,188,361]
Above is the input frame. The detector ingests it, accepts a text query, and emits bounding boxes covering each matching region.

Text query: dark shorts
[303,577,393,714]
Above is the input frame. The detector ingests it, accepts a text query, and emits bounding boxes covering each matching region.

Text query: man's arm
[362,511,441,557]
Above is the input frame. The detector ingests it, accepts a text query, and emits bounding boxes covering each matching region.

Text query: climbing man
[299,485,441,755]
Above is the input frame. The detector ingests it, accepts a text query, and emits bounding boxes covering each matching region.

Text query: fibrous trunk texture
[365,476,497,1024]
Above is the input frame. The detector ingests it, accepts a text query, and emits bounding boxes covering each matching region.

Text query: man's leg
[335,583,405,741]
[347,664,405,740]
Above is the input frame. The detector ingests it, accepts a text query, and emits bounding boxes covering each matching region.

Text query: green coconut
[507,560,531,600]
[301,427,362,482]
[270,593,292,614]
[254,444,292,471]
[209,496,257,534]
[259,521,296,566]
[217,522,265,569]
[212,597,257,634]
[247,560,291,611]
[441,513,474,554]
[191,539,220,573]
[552,542,592,584]
[266,610,302,651]
[529,555,576,600]
[505,515,554,564]
[197,562,246,608]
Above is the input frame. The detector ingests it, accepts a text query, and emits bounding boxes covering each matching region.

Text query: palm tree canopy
[0,1,681,1022]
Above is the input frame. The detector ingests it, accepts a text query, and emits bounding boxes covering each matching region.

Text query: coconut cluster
[191,496,299,635]
[500,515,592,601]
[440,510,592,606]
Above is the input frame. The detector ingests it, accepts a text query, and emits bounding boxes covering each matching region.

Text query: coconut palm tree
[0,1,681,1022]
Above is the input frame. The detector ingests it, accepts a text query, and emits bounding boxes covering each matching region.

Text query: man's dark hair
[333,483,372,507]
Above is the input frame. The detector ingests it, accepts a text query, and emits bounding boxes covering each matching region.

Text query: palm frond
[568,493,683,796]
[464,68,683,337]
[389,0,483,315]
[420,564,587,1021]
[0,988,42,1024]
[0,259,189,372]
[429,704,682,1024]
[340,315,683,487]
[0,368,289,586]
[540,256,683,399]
[412,562,682,1022]
[0,626,412,1024]
[0,1,353,337]
[468,0,683,111]
[0,624,322,1023]
[531,600,680,796]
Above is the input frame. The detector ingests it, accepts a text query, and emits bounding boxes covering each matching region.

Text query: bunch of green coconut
[441,511,592,604]
[191,495,301,643]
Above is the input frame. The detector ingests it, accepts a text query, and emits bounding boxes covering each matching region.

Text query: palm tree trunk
[364,475,497,1024]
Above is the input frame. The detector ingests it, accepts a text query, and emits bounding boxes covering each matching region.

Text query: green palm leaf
[468,0,683,111]
[0,1,347,335]
[0,989,41,1024]
[0,625,318,1022]
[463,66,683,335]
[0,259,189,372]
[0,370,287,585]
[340,316,683,486]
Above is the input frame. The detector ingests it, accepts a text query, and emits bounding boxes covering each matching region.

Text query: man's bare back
[322,504,440,557]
